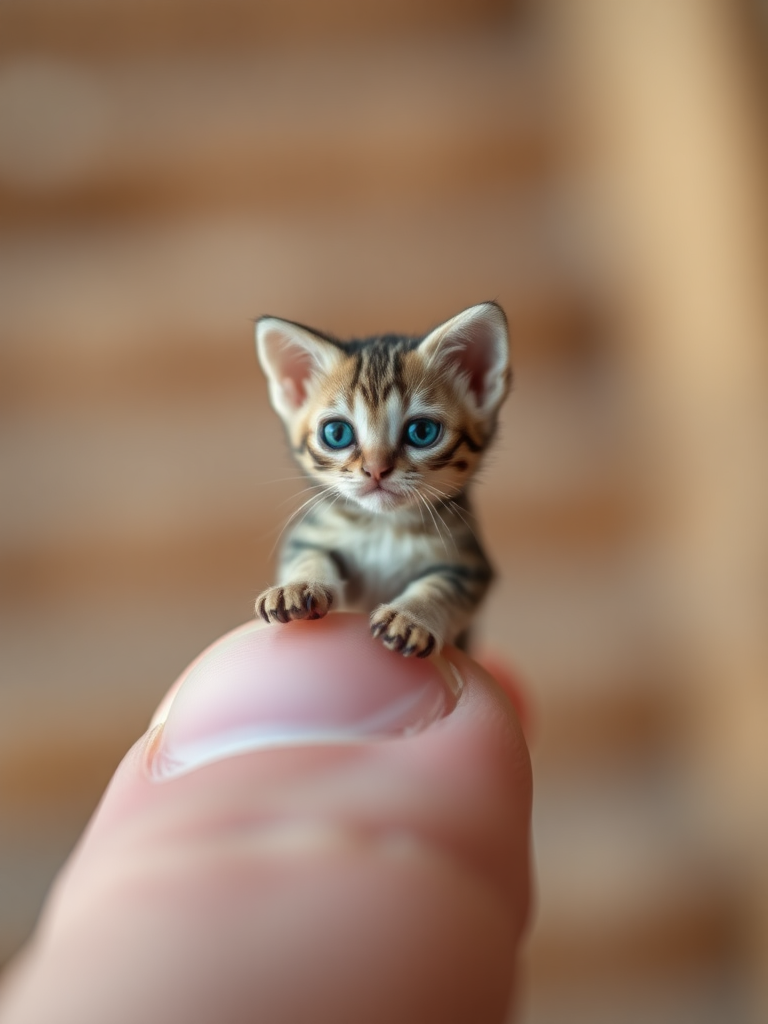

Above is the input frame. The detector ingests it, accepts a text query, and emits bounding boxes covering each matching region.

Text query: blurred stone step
[0,550,666,785]
[0,735,742,999]
[0,198,610,415]
[0,822,86,969]
[0,483,639,606]
[0,364,638,597]
[0,34,552,223]
[0,592,237,759]
[519,974,747,1024]
[2,0,519,59]
[483,545,678,776]
[526,780,742,994]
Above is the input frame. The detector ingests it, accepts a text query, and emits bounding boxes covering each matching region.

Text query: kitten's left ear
[419,301,510,415]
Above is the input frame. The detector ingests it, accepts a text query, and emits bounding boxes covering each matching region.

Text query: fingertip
[146,615,462,780]
[471,650,533,742]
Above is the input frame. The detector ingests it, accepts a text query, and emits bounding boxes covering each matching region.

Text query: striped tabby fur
[254,301,511,657]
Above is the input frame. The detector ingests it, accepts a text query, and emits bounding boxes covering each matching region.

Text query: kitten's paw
[255,582,334,624]
[369,606,437,659]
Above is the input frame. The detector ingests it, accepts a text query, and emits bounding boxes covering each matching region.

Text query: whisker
[289,490,331,533]
[421,482,456,509]
[275,483,323,509]
[416,489,449,555]
[401,481,426,530]
[267,489,330,558]
[255,474,318,487]
[421,483,479,541]
[447,501,479,539]
[410,487,426,530]
[430,497,456,554]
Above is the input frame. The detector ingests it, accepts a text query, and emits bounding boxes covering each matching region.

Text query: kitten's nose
[362,460,394,482]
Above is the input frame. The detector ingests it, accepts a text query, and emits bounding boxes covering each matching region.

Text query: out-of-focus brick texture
[1,2,766,1021]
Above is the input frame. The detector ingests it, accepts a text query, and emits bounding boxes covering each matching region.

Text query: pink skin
[0,614,532,1024]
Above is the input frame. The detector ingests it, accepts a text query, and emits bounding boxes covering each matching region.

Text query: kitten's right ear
[255,317,342,420]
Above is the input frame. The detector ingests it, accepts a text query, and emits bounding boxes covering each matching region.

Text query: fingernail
[149,614,462,780]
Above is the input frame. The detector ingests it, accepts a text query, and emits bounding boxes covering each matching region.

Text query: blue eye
[406,418,441,448]
[321,420,355,449]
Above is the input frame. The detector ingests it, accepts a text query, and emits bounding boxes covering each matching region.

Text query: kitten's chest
[343,524,441,608]
[291,509,444,611]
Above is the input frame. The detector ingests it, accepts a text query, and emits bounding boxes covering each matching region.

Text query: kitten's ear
[255,317,342,420]
[419,301,510,415]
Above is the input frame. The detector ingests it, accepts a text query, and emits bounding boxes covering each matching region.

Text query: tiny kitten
[254,301,511,658]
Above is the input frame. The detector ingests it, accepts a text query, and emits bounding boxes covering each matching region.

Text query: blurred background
[1,1,767,1021]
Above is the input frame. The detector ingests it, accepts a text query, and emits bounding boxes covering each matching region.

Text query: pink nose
[362,461,394,482]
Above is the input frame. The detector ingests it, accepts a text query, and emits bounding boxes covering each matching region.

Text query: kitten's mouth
[355,482,404,510]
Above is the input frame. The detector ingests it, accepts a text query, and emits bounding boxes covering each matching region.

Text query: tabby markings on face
[254,301,511,657]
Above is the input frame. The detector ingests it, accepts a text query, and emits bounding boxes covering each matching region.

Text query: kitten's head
[255,302,510,515]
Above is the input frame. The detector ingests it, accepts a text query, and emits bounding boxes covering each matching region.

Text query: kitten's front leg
[370,563,491,658]
[255,544,345,625]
